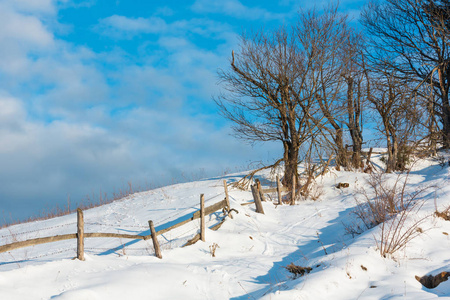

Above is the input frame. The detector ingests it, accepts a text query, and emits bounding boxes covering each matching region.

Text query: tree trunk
[428,97,438,155]
[283,142,299,192]
[385,122,396,173]
[443,98,450,149]
[391,135,399,171]
[346,77,363,169]
[335,128,348,169]
[351,136,363,169]
[316,92,348,170]
[438,67,450,149]
[386,142,394,173]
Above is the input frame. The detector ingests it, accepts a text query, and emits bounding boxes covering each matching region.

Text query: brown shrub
[353,170,430,257]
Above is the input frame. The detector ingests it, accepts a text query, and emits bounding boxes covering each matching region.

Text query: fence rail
[0,180,232,261]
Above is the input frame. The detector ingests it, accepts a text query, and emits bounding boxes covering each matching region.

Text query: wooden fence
[244,148,384,212]
[0,180,232,261]
[244,176,287,214]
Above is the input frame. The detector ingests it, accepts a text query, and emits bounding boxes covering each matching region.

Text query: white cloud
[95,14,236,43]
[0,0,281,223]
[0,3,55,78]
[155,6,174,17]
[0,5,54,47]
[0,92,280,221]
[0,95,26,139]
[0,2,109,119]
[158,36,189,49]
[191,0,285,20]
[96,15,168,39]
[171,18,235,41]
[59,0,95,9]
[6,0,57,15]
[0,94,136,216]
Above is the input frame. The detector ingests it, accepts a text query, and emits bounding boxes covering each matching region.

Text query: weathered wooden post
[200,194,206,242]
[148,220,162,259]
[223,180,233,219]
[321,156,333,176]
[77,208,85,261]
[276,175,282,205]
[223,180,230,208]
[366,147,373,165]
[290,175,296,205]
[256,179,266,202]
[251,184,265,214]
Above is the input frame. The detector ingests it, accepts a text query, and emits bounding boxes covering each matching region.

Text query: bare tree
[215,27,317,191]
[342,41,367,169]
[216,4,378,193]
[361,0,450,149]
[297,7,351,170]
[294,6,366,170]
[367,66,422,172]
[216,5,366,192]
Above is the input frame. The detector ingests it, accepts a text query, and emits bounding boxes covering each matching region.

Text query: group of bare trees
[216,1,450,191]
[361,0,450,172]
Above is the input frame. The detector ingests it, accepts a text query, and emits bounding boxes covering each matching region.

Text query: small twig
[316,232,328,255]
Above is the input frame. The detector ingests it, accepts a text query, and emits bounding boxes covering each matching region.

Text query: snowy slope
[1,154,450,299]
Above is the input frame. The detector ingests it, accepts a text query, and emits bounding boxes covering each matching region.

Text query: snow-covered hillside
[1,154,450,299]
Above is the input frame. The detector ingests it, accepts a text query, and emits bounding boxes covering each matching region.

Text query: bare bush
[376,200,426,257]
[354,172,427,229]
[308,181,324,201]
[353,171,430,257]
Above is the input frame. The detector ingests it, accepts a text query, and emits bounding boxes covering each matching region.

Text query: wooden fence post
[77,208,85,261]
[149,220,162,259]
[366,147,373,165]
[277,175,282,205]
[251,185,265,214]
[223,180,233,219]
[223,180,230,209]
[290,175,296,205]
[256,179,266,202]
[200,194,206,242]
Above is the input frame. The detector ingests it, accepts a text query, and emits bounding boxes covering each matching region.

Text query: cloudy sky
[0,0,366,223]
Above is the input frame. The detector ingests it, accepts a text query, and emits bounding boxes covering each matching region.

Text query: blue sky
[0,0,367,223]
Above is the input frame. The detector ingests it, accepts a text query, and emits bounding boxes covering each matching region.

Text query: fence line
[0,185,232,261]
[1,191,226,237]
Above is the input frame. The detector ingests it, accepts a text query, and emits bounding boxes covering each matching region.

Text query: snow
[1,153,450,299]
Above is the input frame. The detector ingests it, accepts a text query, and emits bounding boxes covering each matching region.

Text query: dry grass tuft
[285,263,312,278]
[435,201,450,221]
[209,243,220,257]
[435,211,450,221]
